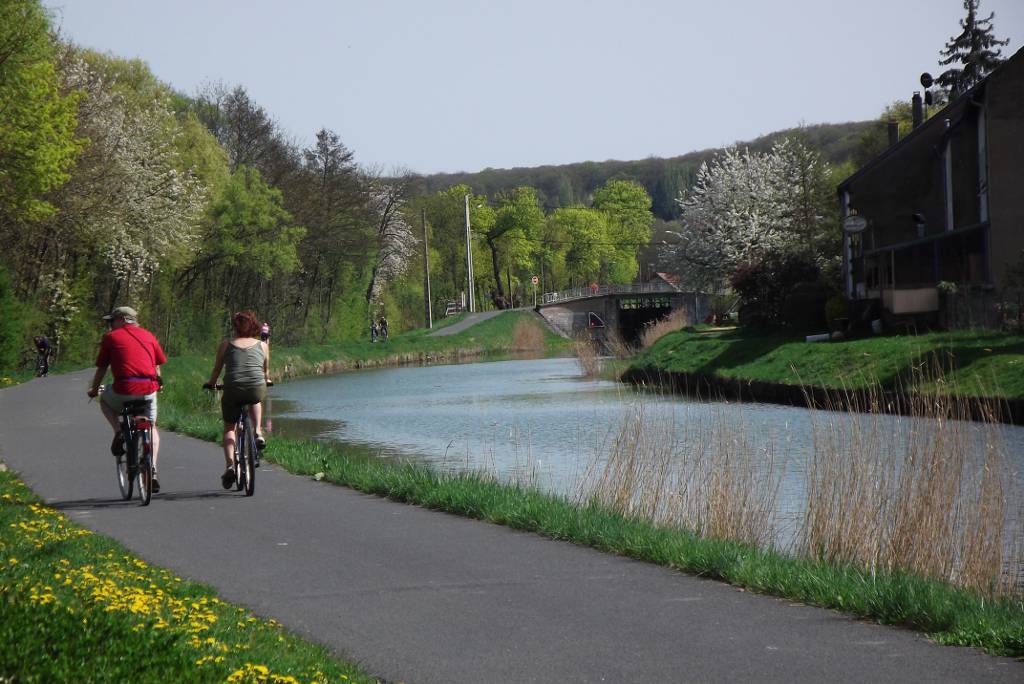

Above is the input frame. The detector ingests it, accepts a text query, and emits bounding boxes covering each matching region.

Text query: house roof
[654,272,681,290]
[837,45,1023,193]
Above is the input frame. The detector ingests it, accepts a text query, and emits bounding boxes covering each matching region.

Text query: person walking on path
[204,310,270,489]
[370,319,378,343]
[378,316,389,341]
[86,306,166,492]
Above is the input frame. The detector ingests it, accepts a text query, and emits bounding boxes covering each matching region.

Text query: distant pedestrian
[378,316,389,341]
[260,321,271,343]
[370,319,378,343]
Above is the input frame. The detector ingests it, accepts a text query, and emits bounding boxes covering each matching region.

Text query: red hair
[232,311,260,338]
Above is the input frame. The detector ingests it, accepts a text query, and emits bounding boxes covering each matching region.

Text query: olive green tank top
[224,342,265,388]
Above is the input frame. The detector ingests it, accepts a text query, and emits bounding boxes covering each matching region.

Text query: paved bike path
[1,370,1021,683]
[426,310,507,336]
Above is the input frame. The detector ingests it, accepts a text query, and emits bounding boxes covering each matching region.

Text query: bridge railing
[541,282,678,305]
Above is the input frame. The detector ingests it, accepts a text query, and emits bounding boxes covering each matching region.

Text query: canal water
[268,356,1024,553]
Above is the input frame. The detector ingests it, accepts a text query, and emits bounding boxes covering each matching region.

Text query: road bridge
[537,283,710,342]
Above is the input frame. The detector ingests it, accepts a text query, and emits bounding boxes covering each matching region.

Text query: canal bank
[624,326,1024,423]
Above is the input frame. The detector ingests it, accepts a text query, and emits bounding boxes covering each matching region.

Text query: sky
[50,0,1024,175]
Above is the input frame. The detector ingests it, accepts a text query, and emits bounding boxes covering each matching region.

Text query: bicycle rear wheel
[116,433,133,500]
[135,429,152,506]
[234,417,246,492]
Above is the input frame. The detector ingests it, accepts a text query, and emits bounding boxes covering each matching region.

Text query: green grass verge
[0,470,378,683]
[631,327,1024,399]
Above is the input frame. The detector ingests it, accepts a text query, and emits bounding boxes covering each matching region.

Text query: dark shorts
[221,384,266,423]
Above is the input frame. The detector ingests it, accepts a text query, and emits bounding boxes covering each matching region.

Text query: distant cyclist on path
[86,306,166,493]
[33,335,51,377]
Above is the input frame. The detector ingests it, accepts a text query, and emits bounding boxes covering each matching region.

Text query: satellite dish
[920,72,934,88]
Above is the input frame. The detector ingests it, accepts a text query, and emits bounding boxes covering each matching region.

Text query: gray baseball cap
[102,306,138,322]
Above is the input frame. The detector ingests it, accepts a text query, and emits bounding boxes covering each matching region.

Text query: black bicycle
[204,383,269,497]
[34,352,49,377]
[104,387,155,506]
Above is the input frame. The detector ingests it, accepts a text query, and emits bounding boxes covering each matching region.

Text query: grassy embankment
[628,326,1024,399]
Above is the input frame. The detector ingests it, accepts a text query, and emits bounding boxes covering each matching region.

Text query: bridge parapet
[541,282,678,305]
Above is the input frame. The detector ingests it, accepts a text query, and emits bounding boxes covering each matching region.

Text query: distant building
[838,46,1024,328]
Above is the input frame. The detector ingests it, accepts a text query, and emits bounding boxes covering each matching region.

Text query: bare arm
[262,341,270,383]
[207,341,229,385]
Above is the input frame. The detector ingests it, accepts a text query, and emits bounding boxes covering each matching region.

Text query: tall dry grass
[603,327,635,360]
[511,317,545,351]
[639,307,690,349]
[573,359,1021,595]
[800,363,1015,595]
[574,335,603,377]
[577,394,782,548]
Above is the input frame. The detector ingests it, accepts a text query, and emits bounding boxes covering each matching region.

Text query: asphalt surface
[1,370,1021,683]
[426,310,507,336]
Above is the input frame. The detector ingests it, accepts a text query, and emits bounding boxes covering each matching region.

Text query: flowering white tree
[365,176,417,307]
[662,139,835,290]
[60,54,206,298]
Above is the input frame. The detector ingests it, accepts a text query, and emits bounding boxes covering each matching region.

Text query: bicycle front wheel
[116,436,133,500]
[135,430,152,506]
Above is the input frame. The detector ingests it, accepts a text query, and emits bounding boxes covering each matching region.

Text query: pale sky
[50,0,1024,175]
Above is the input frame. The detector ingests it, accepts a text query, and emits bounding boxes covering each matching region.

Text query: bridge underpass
[536,284,710,344]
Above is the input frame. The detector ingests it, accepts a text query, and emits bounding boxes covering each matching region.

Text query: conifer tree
[937,0,1009,96]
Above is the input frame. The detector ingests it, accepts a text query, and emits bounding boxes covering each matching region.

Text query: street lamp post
[464,194,475,313]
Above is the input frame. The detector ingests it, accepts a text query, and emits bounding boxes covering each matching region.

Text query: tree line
[0,0,659,367]
[0,0,1011,368]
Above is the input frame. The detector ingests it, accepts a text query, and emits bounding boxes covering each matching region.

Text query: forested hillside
[417,121,875,221]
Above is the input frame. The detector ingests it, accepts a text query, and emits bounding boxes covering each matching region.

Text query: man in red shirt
[86,306,167,492]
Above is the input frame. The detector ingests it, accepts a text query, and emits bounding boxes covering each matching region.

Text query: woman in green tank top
[205,310,270,489]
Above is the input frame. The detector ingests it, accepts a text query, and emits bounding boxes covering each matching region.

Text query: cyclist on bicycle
[204,310,270,489]
[86,306,166,493]
[33,335,51,377]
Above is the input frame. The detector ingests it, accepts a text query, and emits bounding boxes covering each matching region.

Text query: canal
[267,356,1024,568]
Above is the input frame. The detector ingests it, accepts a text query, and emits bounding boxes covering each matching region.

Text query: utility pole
[464,194,475,313]
[422,208,432,328]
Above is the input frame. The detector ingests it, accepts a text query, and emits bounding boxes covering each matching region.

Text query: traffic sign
[531,275,539,285]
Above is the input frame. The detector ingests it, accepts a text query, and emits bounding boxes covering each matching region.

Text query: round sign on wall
[843,215,868,233]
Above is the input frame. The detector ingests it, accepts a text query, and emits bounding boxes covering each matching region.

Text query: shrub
[730,254,820,327]
[0,267,24,369]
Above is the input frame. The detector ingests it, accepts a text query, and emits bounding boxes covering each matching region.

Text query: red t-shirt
[96,325,167,395]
